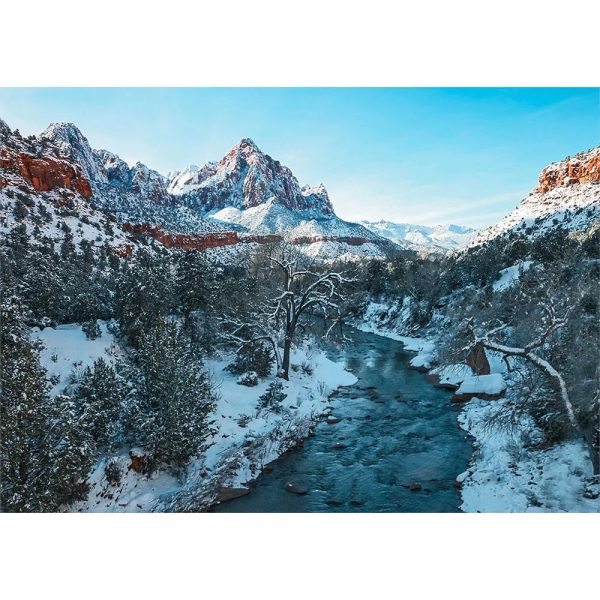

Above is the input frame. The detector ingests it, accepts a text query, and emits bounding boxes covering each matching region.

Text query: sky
[0,88,597,229]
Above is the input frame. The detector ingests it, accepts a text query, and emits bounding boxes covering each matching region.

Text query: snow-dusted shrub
[226,343,273,377]
[81,319,101,340]
[258,381,287,414]
[300,360,314,375]
[104,458,122,486]
[237,414,252,428]
[237,371,259,387]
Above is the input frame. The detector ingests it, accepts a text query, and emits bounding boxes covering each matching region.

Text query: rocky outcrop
[0,148,92,197]
[465,342,491,375]
[120,222,381,253]
[122,223,239,250]
[535,147,600,193]
[168,138,335,215]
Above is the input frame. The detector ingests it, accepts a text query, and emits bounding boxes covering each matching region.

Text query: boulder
[466,342,491,375]
[129,447,147,473]
[217,487,250,502]
[284,482,307,495]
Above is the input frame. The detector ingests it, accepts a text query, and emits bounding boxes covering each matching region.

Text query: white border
[1,1,599,86]
[1,1,598,597]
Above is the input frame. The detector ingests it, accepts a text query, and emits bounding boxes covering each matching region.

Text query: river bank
[356,304,599,513]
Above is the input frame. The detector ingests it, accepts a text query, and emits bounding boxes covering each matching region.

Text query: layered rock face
[535,147,600,193]
[0,147,92,197]
[168,138,335,215]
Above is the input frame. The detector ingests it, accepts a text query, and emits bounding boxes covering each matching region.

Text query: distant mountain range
[360,221,476,252]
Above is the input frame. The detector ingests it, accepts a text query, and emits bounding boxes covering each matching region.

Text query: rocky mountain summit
[168,138,335,215]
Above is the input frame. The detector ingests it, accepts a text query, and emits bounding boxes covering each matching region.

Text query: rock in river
[217,487,250,502]
[284,482,308,495]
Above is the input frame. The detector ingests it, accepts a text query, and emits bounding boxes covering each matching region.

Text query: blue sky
[0,88,597,228]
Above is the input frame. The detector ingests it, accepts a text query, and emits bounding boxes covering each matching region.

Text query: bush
[226,343,273,377]
[237,371,259,387]
[81,319,102,340]
[258,381,287,414]
[237,414,252,428]
[104,458,122,486]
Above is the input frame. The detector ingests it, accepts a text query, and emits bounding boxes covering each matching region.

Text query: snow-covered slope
[361,220,476,252]
[470,147,600,247]
[211,199,382,241]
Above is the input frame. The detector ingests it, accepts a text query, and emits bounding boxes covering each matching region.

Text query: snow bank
[455,374,507,396]
[458,397,598,512]
[430,364,474,387]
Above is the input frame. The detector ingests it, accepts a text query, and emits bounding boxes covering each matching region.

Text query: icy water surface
[214,328,472,512]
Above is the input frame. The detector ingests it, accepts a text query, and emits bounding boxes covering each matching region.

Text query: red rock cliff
[0,148,93,197]
[536,148,600,193]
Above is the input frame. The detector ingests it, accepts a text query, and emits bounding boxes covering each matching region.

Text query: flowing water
[214,328,472,512]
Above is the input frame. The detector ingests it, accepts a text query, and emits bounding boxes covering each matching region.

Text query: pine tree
[44,394,95,507]
[0,297,53,511]
[123,319,216,469]
[115,250,175,346]
[75,357,123,451]
[1,297,95,511]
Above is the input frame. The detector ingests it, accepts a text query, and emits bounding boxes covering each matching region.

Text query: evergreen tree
[115,250,175,346]
[0,297,53,511]
[75,357,123,451]
[1,297,95,511]
[45,394,95,507]
[123,319,216,469]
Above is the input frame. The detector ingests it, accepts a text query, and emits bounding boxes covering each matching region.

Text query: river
[214,327,472,512]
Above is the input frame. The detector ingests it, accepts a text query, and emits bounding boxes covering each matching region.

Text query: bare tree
[464,301,599,475]
[221,245,353,380]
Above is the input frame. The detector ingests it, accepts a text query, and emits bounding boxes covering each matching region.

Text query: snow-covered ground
[458,397,598,512]
[32,321,118,395]
[492,260,533,292]
[31,322,357,512]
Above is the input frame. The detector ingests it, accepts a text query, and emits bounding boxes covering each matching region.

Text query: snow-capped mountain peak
[40,122,106,184]
[166,138,335,216]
